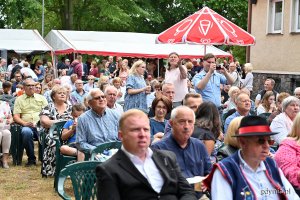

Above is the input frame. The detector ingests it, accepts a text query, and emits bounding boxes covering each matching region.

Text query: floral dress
[39,102,72,176]
[124,74,148,113]
[0,101,11,130]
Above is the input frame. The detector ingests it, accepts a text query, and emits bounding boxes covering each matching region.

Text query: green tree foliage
[0,0,248,62]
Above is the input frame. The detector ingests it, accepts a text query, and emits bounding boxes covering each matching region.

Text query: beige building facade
[250,0,300,94]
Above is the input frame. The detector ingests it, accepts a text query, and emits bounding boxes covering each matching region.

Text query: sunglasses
[256,138,275,145]
[93,95,106,100]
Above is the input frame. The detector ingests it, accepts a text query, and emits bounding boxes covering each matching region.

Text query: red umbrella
[156,6,255,51]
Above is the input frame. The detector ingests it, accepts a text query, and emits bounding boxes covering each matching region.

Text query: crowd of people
[1,52,300,199]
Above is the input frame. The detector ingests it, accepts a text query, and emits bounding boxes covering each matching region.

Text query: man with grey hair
[152,106,212,199]
[104,85,123,113]
[294,87,300,100]
[76,88,120,152]
[0,58,7,74]
[255,78,278,107]
[270,96,300,144]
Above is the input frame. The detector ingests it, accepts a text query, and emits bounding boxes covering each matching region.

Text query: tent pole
[204,44,206,55]
[157,59,160,78]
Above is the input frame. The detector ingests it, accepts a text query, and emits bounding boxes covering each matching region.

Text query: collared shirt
[151,134,212,178]
[121,146,164,193]
[76,108,120,150]
[110,103,124,114]
[70,89,87,105]
[211,150,299,200]
[224,111,242,134]
[13,93,48,124]
[192,70,227,107]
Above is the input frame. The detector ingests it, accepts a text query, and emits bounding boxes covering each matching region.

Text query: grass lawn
[0,143,73,200]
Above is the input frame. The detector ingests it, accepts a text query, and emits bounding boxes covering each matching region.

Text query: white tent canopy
[0,29,53,53]
[45,30,231,59]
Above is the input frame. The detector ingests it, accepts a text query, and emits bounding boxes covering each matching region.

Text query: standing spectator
[108,56,116,74]
[45,62,54,74]
[89,61,98,77]
[228,62,241,87]
[13,78,48,166]
[164,52,188,107]
[70,79,87,105]
[192,53,234,109]
[0,100,12,168]
[255,78,278,107]
[9,58,22,80]
[39,85,72,176]
[77,55,88,79]
[7,58,18,80]
[185,61,195,80]
[124,60,151,113]
[191,58,203,73]
[70,59,83,80]
[240,63,253,94]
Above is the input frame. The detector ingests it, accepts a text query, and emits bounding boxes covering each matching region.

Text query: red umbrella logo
[156,6,255,47]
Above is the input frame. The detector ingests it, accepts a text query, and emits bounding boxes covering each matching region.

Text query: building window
[268,0,284,34]
[291,0,300,32]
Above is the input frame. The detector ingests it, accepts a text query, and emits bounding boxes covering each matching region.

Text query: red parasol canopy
[156,6,255,46]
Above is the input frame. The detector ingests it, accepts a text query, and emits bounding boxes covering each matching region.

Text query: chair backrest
[49,120,67,142]
[90,141,122,161]
[57,161,100,200]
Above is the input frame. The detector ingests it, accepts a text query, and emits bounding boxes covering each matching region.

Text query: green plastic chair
[52,121,91,191]
[10,123,44,165]
[57,161,100,200]
[49,120,76,191]
[90,141,122,161]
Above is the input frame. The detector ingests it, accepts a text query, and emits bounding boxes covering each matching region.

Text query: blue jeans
[21,127,38,162]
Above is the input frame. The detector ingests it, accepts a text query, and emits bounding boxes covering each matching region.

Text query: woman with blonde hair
[217,116,243,160]
[124,60,151,112]
[275,112,300,193]
[240,63,253,93]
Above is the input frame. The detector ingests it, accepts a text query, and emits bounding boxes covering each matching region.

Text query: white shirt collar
[238,149,266,173]
[121,145,153,163]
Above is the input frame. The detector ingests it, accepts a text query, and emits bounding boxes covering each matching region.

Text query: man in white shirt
[96,109,197,200]
[104,85,123,113]
[204,115,299,200]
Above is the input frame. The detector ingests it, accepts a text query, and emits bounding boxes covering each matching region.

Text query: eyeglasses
[35,87,41,90]
[88,79,94,81]
[25,84,35,87]
[93,95,106,100]
[256,138,274,145]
